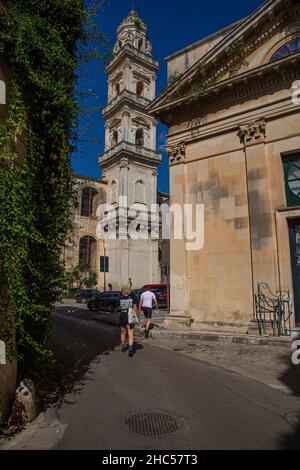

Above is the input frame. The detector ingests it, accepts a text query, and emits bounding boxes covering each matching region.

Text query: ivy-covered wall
[0,0,86,398]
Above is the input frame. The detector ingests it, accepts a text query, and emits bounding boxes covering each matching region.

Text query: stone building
[64,175,108,290]
[99,10,163,290]
[150,0,300,334]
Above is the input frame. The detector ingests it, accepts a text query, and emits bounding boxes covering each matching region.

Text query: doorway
[288,219,300,326]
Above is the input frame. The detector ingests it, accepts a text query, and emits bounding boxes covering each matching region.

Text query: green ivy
[0,0,103,377]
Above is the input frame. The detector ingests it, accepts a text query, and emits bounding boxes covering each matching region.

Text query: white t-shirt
[140,290,156,308]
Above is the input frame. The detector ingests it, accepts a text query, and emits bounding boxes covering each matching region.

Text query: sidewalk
[151,329,293,347]
[148,335,299,397]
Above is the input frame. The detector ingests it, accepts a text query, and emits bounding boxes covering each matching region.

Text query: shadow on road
[36,313,121,411]
[278,338,300,449]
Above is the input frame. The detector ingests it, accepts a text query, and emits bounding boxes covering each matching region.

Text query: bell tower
[99,10,162,289]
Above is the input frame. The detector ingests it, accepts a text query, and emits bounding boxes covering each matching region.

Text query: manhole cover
[125,413,178,437]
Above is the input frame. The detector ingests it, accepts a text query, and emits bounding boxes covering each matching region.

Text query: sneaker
[128,347,133,357]
[145,329,149,338]
[121,345,126,353]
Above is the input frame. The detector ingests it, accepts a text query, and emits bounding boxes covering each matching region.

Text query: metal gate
[255,282,293,336]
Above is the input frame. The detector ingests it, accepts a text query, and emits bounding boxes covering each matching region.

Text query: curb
[151,329,292,347]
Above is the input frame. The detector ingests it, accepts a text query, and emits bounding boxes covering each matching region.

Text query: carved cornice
[106,44,159,75]
[166,142,186,165]
[164,4,300,105]
[119,158,129,169]
[103,89,151,118]
[238,119,266,145]
[159,58,300,126]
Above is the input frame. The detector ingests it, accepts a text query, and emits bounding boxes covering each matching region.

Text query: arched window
[136,81,144,97]
[115,83,120,96]
[81,187,98,217]
[135,180,146,203]
[135,128,144,147]
[79,236,97,269]
[270,37,300,62]
[138,39,143,51]
[111,180,118,204]
[112,130,118,146]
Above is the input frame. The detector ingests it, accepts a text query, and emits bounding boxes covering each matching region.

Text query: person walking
[119,286,139,357]
[139,287,158,338]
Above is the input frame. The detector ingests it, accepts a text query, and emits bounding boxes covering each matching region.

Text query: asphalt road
[34,308,300,451]
[3,308,300,451]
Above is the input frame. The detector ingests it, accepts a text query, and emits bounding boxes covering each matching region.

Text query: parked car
[87,291,122,312]
[75,288,100,304]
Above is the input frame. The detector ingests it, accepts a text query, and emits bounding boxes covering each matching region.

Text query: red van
[141,284,170,306]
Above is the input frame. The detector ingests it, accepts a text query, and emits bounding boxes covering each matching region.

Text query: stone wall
[166,86,300,332]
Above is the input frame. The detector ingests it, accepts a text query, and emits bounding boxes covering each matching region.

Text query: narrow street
[2,306,300,450]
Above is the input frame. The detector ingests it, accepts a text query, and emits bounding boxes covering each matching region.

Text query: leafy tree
[0,0,107,377]
[67,263,97,289]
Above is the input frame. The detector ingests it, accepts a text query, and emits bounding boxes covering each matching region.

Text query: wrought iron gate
[255,282,294,336]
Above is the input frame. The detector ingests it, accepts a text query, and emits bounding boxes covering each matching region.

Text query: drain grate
[125,413,178,437]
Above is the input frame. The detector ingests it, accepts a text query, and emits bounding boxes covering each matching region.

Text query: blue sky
[72,0,265,193]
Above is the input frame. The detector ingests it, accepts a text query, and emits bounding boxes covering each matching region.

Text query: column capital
[167,142,186,165]
[238,118,266,146]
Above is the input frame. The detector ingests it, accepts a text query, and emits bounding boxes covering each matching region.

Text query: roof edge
[164,18,245,62]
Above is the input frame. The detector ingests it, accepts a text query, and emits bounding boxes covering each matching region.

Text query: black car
[87,291,122,312]
[75,288,100,304]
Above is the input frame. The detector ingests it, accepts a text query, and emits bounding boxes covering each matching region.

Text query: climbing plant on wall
[0,0,106,377]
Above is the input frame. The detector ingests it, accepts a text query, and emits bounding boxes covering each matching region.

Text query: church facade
[150,0,300,334]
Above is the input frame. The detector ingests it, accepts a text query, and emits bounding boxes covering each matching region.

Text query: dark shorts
[143,307,153,319]
[119,312,134,328]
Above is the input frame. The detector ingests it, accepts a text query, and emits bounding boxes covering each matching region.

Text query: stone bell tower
[99,10,162,290]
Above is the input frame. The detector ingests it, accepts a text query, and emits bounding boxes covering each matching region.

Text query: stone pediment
[149,0,300,113]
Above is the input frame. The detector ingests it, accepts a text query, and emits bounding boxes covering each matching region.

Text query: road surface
[3,307,300,450]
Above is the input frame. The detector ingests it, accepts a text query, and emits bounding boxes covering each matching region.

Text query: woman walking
[119,286,139,357]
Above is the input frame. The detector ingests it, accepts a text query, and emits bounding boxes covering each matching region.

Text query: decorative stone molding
[165,4,300,105]
[284,20,300,34]
[159,60,300,126]
[238,119,266,145]
[166,142,186,164]
[119,158,129,169]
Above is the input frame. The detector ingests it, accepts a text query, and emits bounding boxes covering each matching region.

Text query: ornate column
[238,118,279,334]
[164,142,192,330]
